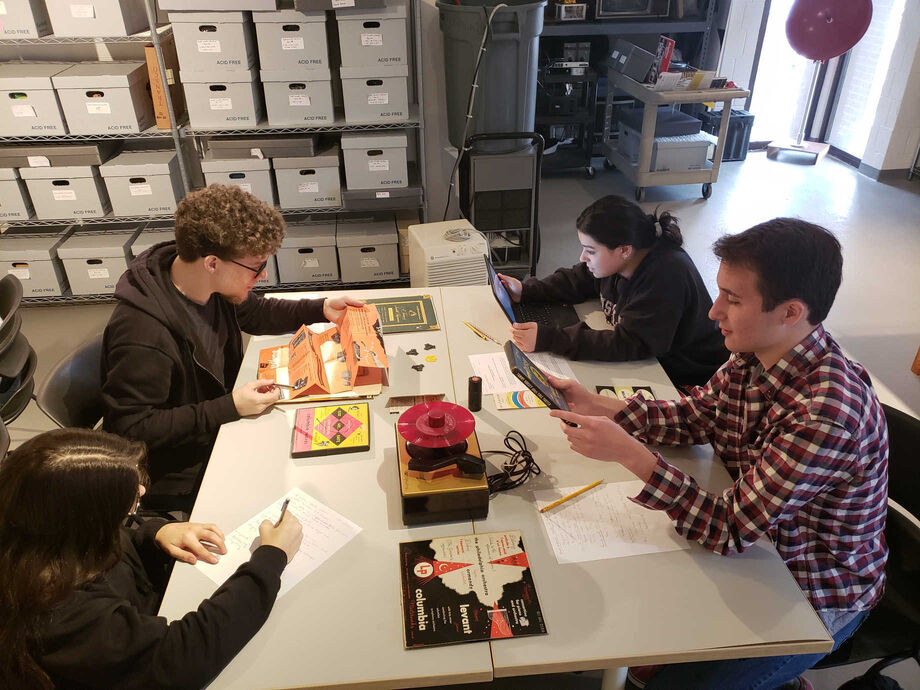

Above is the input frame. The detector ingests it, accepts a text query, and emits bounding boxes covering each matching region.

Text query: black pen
[275,498,290,527]
[272,382,296,390]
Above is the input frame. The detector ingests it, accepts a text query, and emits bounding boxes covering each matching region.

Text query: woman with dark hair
[0,428,302,690]
[498,194,728,387]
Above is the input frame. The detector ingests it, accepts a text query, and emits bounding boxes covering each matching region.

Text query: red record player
[395,402,489,525]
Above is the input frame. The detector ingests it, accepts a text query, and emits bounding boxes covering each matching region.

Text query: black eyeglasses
[229,258,269,275]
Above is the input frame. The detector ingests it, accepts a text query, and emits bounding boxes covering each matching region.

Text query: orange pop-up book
[258,304,389,401]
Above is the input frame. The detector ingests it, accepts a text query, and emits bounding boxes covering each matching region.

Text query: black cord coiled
[484,430,541,494]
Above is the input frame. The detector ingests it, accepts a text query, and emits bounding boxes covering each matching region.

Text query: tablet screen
[487,260,516,323]
[504,341,570,411]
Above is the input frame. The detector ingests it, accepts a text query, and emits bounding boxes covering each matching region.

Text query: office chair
[34,334,105,429]
[0,418,10,461]
[811,404,920,686]
[1,347,37,425]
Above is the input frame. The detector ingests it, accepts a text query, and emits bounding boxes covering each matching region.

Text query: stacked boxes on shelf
[100,150,185,215]
[56,223,140,294]
[254,8,333,126]
[52,62,155,134]
[0,226,72,296]
[274,143,341,209]
[44,0,149,37]
[172,10,263,129]
[0,0,52,38]
[277,215,338,282]
[0,63,71,135]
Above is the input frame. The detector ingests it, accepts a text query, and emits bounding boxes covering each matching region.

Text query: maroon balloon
[786,0,873,61]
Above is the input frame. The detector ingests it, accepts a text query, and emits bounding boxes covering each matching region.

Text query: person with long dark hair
[0,428,302,690]
[497,194,728,387]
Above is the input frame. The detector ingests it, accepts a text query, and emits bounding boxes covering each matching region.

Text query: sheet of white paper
[468,351,577,395]
[534,480,690,564]
[194,488,361,597]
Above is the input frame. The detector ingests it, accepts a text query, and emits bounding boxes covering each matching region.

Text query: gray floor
[14,152,920,689]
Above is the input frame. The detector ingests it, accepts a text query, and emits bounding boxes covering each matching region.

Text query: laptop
[486,259,580,328]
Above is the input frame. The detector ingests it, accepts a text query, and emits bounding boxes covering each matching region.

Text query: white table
[159,286,832,689]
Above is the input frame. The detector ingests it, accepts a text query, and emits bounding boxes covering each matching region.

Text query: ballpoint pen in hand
[275,498,290,527]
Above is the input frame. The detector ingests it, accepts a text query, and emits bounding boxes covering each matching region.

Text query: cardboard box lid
[654,131,716,150]
[0,143,118,169]
[295,0,384,11]
[18,165,98,180]
[57,225,143,258]
[167,10,252,23]
[200,155,272,172]
[340,131,407,150]
[272,145,339,169]
[336,213,396,246]
[180,68,258,84]
[52,62,149,89]
[335,0,406,21]
[259,67,332,83]
[209,135,316,159]
[100,150,178,177]
[0,168,20,181]
[282,217,336,247]
[0,230,70,260]
[339,63,408,80]
[132,228,176,251]
[0,63,73,90]
[252,8,325,22]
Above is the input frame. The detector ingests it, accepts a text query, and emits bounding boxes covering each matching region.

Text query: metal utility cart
[602,70,749,201]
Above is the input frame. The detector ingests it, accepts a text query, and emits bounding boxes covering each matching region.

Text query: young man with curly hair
[102,185,362,512]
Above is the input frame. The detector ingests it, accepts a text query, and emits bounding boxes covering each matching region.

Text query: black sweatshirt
[523,241,729,387]
[102,243,326,506]
[37,519,287,690]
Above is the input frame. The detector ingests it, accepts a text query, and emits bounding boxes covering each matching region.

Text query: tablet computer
[503,340,570,412]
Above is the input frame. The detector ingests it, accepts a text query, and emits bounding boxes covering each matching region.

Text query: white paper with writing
[375,191,390,198]
[87,267,110,279]
[52,189,76,201]
[11,104,36,118]
[70,3,95,18]
[209,97,232,110]
[194,488,361,598]
[197,39,221,53]
[236,182,252,193]
[468,351,577,394]
[297,181,318,193]
[28,156,50,167]
[367,92,388,105]
[281,36,304,50]
[288,93,310,107]
[86,102,111,114]
[361,32,382,46]
[129,183,152,196]
[367,159,389,171]
[332,0,355,7]
[535,480,690,564]
[360,257,380,268]
[8,267,29,280]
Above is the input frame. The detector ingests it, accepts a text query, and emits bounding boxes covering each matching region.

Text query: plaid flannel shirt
[617,325,888,612]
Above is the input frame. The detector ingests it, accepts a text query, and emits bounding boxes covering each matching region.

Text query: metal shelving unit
[0,125,181,143]
[186,107,421,137]
[0,24,172,45]
[541,19,708,37]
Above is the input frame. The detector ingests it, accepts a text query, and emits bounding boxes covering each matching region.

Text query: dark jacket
[524,241,729,387]
[102,242,325,504]
[38,519,287,690]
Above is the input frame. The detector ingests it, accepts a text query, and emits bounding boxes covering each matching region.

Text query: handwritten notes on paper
[469,351,577,395]
[195,488,361,597]
[534,480,690,564]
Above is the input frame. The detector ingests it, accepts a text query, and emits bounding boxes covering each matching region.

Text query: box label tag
[27,156,50,167]
[236,182,252,193]
[288,94,311,107]
[70,4,95,18]
[367,92,389,105]
[11,104,36,118]
[8,267,29,280]
[375,191,390,198]
[0,2,8,15]
[249,148,263,159]
[368,159,389,171]
[281,36,304,50]
[301,257,319,268]
[361,32,383,47]
[88,267,110,280]
[298,181,319,193]
[360,257,380,268]
[209,97,232,110]
[197,39,221,53]
[86,102,111,115]
[332,0,355,7]
[52,189,77,201]
[129,183,153,196]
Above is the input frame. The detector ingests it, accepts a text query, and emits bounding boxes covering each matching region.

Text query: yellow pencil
[463,321,502,346]
[539,480,603,513]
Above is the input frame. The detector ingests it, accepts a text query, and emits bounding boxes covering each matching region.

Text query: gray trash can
[438,0,546,153]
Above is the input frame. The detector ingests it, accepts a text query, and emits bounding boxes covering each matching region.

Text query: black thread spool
[468,376,482,412]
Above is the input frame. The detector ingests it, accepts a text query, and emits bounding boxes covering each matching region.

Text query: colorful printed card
[291,403,371,458]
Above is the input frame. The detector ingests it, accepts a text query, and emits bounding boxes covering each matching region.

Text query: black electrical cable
[484,430,542,494]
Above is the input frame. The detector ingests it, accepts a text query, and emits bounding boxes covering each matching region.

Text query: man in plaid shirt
[549,218,888,690]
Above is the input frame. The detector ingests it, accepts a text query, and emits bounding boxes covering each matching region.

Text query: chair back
[0,419,9,461]
[0,274,23,340]
[882,403,920,519]
[36,335,104,428]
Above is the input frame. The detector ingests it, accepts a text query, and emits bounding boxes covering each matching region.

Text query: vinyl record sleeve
[399,530,547,648]
[291,403,370,457]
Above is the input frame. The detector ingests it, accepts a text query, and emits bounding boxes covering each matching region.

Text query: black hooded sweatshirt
[524,241,729,387]
[102,243,325,507]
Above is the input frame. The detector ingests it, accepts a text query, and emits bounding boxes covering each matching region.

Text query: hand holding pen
[259,498,303,564]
